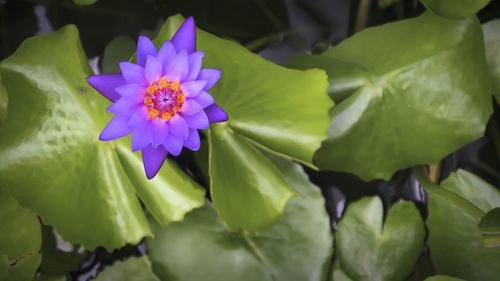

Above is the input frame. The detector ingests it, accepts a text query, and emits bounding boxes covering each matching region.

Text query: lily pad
[94,257,160,281]
[335,197,425,281]
[0,25,205,250]
[417,169,500,280]
[421,0,490,19]
[147,156,333,281]
[482,18,500,102]
[0,189,41,281]
[154,15,331,230]
[289,11,492,181]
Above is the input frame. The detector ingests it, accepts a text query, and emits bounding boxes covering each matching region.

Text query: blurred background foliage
[1,0,500,281]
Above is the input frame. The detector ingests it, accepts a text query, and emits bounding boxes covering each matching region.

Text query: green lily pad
[147,156,333,281]
[479,207,500,248]
[208,124,295,231]
[482,18,500,102]
[289,11,492,181]
[0,25,205,250]
[417,169,500,280]
[155,15,331,230]
[0,189,41,281]
[421,0,490,19]
[101,36,136,74]
[336,197,425,281]
[94,257,160,281]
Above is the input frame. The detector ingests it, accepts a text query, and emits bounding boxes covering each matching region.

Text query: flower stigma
[144,77,185,120]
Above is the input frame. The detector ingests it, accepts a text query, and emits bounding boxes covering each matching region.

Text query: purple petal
[197,69,221,90]
[107,97,141,116]
[205,104,228,123]
[165,51,189,82]
[115,84,147,103]
[184,129,200,151]
[137,36,157,67]
[151,119,168,147]
[180,80,206,97]
[87,74,125,102]
[129,106,150,129]
[186,51,204,81]
[181,99,202,115]
[171,17,196,54]
[142,145,168,180]
[194,91,215,108]
[120,62,146,84]
[163,134,183,156]
[157,41,176,67]
[131,124,152,151]
[145,55,163,84]
[168,115,189,140]
[183,111,209,129]
[99,115,131,141]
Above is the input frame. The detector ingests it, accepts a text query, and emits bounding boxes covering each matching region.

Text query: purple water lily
[87,17,228,179]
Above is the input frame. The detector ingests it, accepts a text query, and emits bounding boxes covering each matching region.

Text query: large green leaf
[483,18,500,102]
[421,0,490,19]
[0,25,205,250]
[208,124,295,231]
[154,15,331,230]
[417,169,500,280]
[147,156,333,281]
[336,197,425,281]
[0,189,41,281]
[289,12,492,181]
[94,257,160,281]
[479,207,500,248]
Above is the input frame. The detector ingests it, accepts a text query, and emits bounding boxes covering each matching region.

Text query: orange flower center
[144,77,185,120]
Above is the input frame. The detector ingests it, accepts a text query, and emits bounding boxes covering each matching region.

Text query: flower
[87,17,228,179]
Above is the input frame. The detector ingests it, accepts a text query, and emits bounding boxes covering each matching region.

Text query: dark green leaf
[478,207,500,248]
[417,169,500,280]
[73,0,97,5]
[94,257,160,281]
[336,197,424,281]
[147,156,333,281]
[101,36,136,74]
[0,25,204,250]
[0,189,41,281]
[378,0,401,9]
[421,0,490,19]
[290,12,492,180]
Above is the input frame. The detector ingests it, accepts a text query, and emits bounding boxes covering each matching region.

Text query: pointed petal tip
[206,104,228,123]
[172,16,196,54]
[142,145,168,180]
